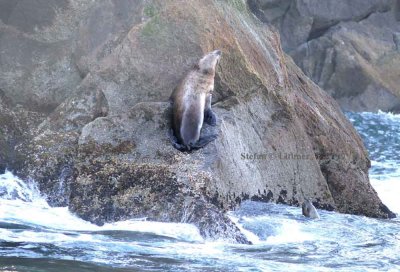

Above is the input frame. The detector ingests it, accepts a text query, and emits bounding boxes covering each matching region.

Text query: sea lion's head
[196,50,222,75]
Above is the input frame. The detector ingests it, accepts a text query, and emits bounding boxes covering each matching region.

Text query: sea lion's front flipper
[204,109,217,126]
[204,94,217,126]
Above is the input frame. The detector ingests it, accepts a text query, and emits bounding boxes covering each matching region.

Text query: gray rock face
[0,0,395,243]
[249,0,400,112]
[0,89,45,172]
[0,0,142,112]
[249,0,392,50]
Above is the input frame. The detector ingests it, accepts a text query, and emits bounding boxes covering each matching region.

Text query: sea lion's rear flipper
[168,129,188,151]
[172,142,188,151]
[190,134,218,149]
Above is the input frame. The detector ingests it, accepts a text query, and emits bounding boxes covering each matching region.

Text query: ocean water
[346,111,400,215]
[0,111,399,271]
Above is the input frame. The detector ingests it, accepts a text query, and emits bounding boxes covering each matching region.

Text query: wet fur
[170,50,221,151]
[302,199,320,219]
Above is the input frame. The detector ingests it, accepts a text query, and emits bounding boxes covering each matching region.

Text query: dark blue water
[1,112,399,271]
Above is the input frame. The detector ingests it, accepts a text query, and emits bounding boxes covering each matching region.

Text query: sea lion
[169,50,221,151]
[302,199,320,219]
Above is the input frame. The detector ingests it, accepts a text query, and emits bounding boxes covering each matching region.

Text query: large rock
[0,0,395,243]
[249,0,400,112]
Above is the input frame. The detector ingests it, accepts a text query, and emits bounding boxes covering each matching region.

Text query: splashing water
[0,111,399,271]
[347,111,400,214]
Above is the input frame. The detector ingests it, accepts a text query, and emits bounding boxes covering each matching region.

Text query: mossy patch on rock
[143,4,158,18]
[141,15,163,37]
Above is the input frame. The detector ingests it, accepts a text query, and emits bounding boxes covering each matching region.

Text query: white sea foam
[101,220,203,242]
[0,228,95,244]
[348,111,400,217]
[264,220,313,244]
[0,171,203,242]
[228,214,261,244]
[360,110,400,122]
[369,159,400,216]
[371,177,400,215]
[0,171,41,202]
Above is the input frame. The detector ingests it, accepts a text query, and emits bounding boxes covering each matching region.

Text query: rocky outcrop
[249,0,400,112]
[0,0,395,243]
[0,89,44,173]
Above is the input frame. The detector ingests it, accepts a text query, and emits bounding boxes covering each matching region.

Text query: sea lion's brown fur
[170,50,221,151]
